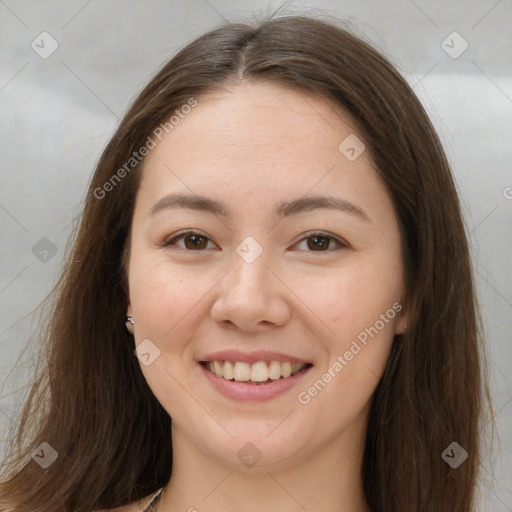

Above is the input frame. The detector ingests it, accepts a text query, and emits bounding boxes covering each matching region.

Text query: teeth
[213,361,223,377]
[234,362,251,381]
[223,361,234,380]
[268,361,282,380]
[281,362,292,378]
[205,360,308,382]
[291,362,303,374]
[251,361,269,382]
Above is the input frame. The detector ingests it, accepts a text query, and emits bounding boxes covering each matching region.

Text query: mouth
[200,360,313,385]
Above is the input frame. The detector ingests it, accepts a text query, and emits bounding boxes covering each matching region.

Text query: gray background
[0,0,510,509]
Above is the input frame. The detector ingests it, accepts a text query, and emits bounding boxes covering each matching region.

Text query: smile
[201,360,312,385]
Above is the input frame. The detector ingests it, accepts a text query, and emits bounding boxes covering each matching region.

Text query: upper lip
[199,349,312,365]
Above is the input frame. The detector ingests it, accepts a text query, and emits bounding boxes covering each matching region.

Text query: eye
[293,231,347,252]
[162,230,347,253]
[163,230,217,251]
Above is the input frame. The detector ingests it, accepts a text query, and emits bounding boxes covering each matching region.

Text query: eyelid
[163,229,217,250]
[292,230,348,251]
[162,229,348,252]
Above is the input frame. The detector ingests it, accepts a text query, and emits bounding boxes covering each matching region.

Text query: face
[126,81,407,472]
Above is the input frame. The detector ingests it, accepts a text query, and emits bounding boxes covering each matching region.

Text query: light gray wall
[1,0,510,509]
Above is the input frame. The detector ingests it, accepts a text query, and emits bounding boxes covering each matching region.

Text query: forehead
[162,81,362,157]
[134,81,395,228]
[139,80,367,177]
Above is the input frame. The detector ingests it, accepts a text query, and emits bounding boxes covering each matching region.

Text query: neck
[159,415,370,512]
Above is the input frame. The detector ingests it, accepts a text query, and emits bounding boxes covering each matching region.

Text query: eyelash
[162,230,348,253]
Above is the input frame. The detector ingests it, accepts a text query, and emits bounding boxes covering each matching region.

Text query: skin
[124,81,407,512]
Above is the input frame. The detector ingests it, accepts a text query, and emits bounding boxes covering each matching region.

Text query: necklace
[142,488,164,512]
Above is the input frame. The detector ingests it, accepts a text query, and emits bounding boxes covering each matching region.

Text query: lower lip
[199,363,312,402]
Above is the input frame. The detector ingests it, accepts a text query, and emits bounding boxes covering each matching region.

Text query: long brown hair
[0,13,492,511]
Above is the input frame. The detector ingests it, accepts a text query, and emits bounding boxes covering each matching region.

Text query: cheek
[128,260,210,411]
[129,255,208,339]
[298,285,398,428]
[303,258,402,334]
[301,258,401,386]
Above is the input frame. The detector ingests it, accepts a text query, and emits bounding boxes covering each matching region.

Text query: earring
[125,316,135,334]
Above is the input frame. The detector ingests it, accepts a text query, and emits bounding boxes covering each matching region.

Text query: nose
[210,249,291,333]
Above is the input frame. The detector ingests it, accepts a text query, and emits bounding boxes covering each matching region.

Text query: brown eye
[164,231,216,251]
[295,232,347,252]
[183,234,208,250]
[307,235,330,251]
[163,230,346,253]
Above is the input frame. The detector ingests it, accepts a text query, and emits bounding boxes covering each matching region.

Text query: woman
[0,14,492,512]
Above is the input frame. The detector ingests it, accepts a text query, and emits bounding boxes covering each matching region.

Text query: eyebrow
[147,193,371,222]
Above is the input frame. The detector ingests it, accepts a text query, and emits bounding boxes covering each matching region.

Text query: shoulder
[94,491,158,512]
[96,506,137,512]
[94,505,139,512]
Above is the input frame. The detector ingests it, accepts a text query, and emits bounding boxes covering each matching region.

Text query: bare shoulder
[94,492,156,512]
[107,504,141,512]
[94,504,139,512]
[95,505,138,512]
